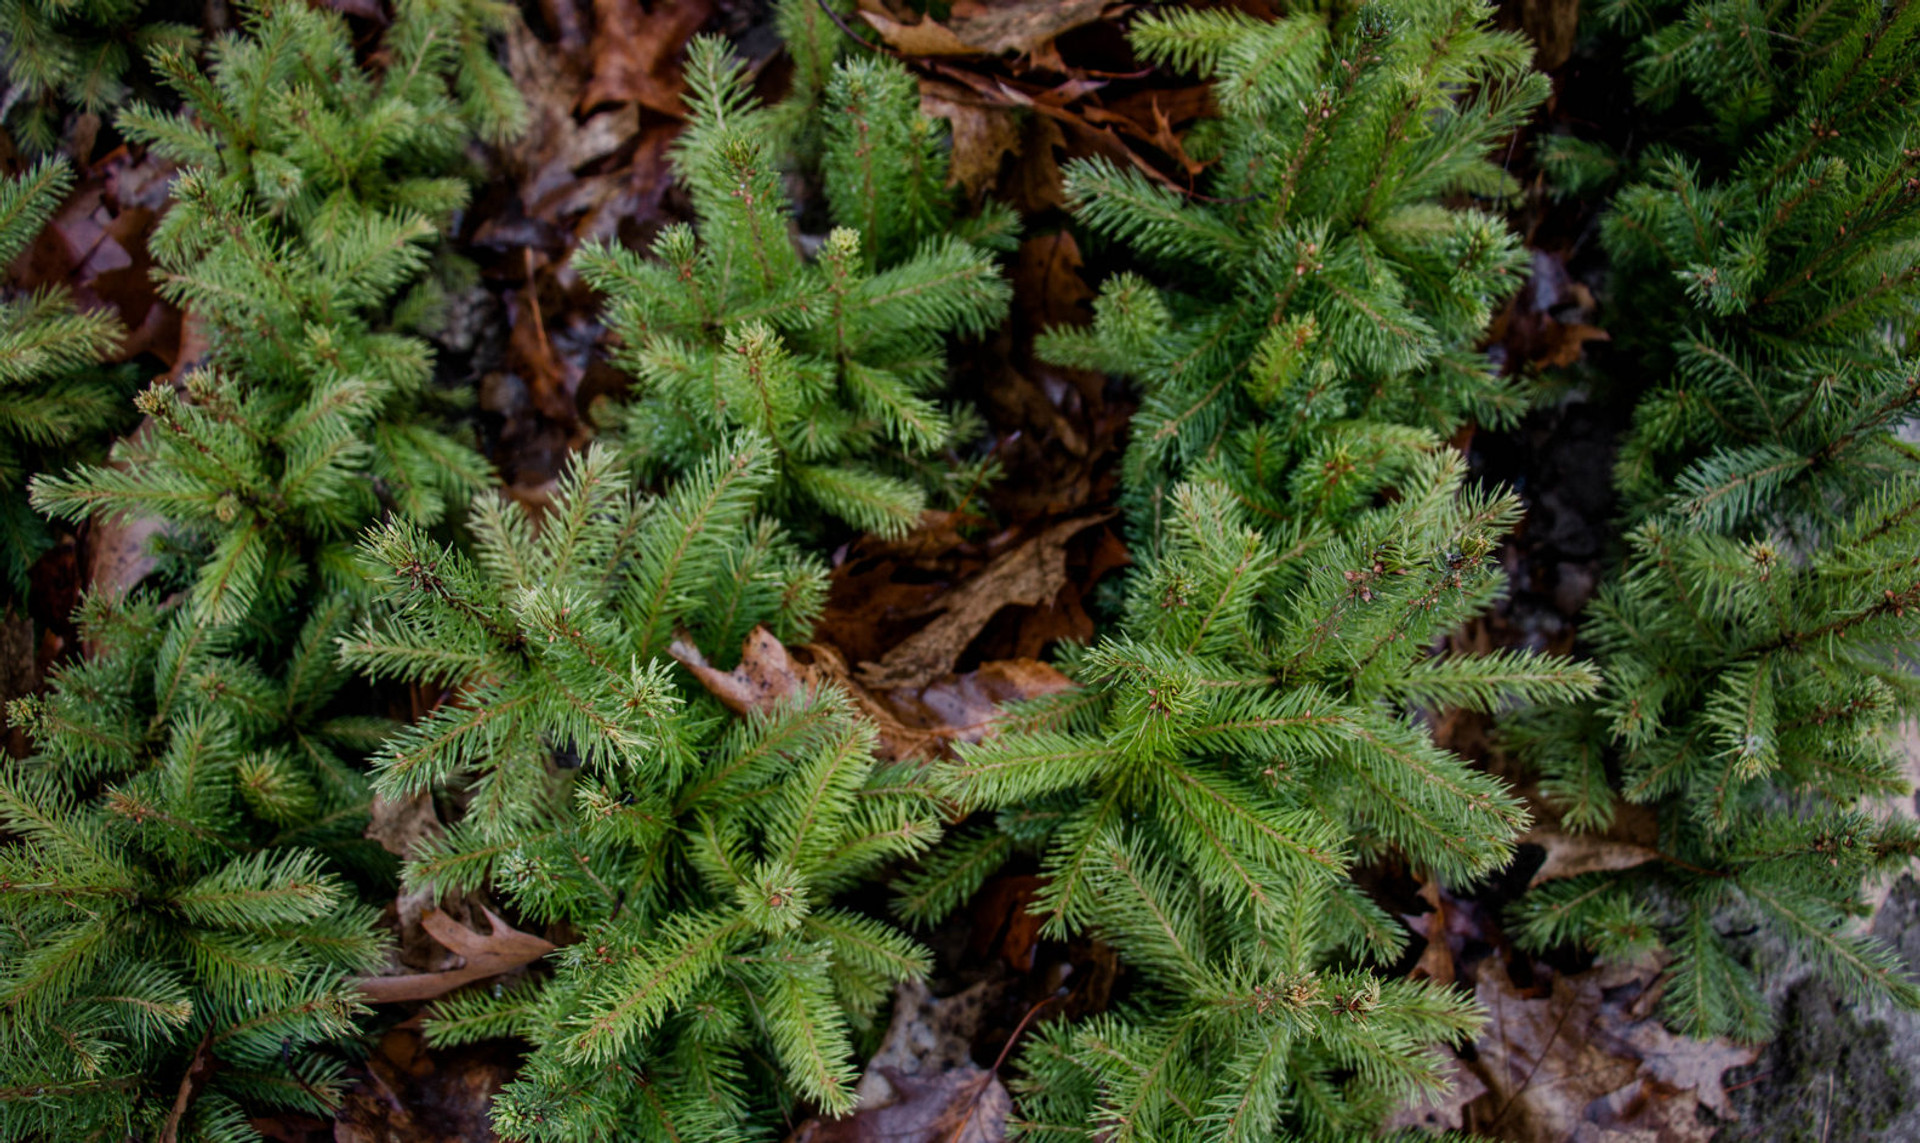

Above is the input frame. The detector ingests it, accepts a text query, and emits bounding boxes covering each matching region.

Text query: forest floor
[8,0,1920,1140]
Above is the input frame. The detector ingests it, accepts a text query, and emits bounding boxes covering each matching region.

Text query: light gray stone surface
[1720,873,1920,1141]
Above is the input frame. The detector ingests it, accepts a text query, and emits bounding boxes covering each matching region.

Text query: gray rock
[1721,874,1920,1141]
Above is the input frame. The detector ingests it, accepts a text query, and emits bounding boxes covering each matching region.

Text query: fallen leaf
[818,517,1124,670]
[365,790,460,975]
[800,641,945,762]
[502,18,596,204]
[876,658,1076,749]
[675,628,1067,762]
[508,273,579,423]
[856,513,1112,689]
[1003,113,1067,212]
[855,0,1110,58]
[795,1067,1009,1143]
[1513,780,1665,889]
[1095,85,1217,148]
[673,627,935,759]
[495,13,684,247]
[920,82,1022,196]
[357,908,555,1004]
[1008,229,1103,454]
[578,0,712,115]
[83,507,164,609]
[1616,1010,1760,1121]
[944,0,1112,56]
[365,791,443,860]
[7,146,183,368]
[1488,248,1611,374]
[1143,93,1208,178]
[1405,876,1457,985]
[1520,828,1663,888]
[167,309,212,380]
[1536,321,1612,369]
[1461,958,1759,1141]
[790,980,1011,1143]
[75,421,168,644]
[481,7,688,486]
[969,873,1046,972]
[333,1027,517,1143]
[1383,1053,1489,1133]
[817,515,990,667]
[671,625,820,716]
[1016,231,1094,332]
[857,7,980,56]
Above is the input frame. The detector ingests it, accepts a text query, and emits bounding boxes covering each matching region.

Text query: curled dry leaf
[356,908,555,1004]
[673,626,936,759]
[1516,782,1665,888]
[84,508,164,608]
[670,625,821,716]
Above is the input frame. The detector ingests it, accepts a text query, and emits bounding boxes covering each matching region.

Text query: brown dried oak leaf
[356,908,554,1004]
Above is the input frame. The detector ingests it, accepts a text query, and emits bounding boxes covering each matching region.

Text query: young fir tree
[576,36,1014,539]
[0,593,387,1141]
[3,3,523,1134]
[877,7,1598,1132]
[763,0,856,165]
[911,452,1599,1138]
[1039,0,1548,544]
[0,0,196,152]
[31,0,522,627]
[0,158,131,597]
[1515,0,1920,1041]
[340,443,939,1139]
